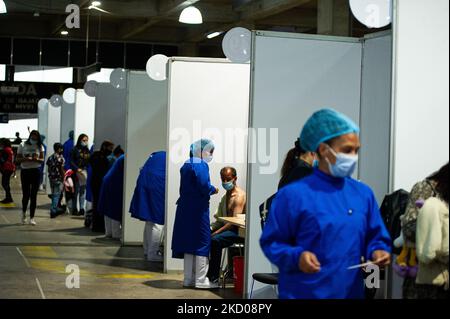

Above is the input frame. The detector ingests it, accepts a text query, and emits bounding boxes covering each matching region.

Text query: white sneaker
[30,219,36,226]
[195,279,220,290]
[21,214,27,225]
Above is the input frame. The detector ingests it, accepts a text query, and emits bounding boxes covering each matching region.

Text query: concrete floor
[0,173,240,299]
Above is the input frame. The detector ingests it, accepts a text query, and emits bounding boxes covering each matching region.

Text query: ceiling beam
[121,0,201,39]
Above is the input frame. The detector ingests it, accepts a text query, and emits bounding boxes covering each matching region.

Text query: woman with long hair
[16,131,45,225]
[70,134,91,216]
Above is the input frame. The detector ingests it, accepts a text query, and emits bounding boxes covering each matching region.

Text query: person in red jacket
[0,138,16,204]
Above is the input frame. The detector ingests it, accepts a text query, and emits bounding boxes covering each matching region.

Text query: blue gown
[129,151,166,225]
[260,168,391,299]
[63,138,74,170]
[171,157,217,259]
[98,154,124,222]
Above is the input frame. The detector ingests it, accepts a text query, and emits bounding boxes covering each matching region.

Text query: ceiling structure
[0,0,387,57]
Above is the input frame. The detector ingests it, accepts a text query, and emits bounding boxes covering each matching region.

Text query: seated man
[208,167,246,283]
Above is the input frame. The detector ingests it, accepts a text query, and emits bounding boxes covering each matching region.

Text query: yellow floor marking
[98,274,155,279]
[0,203,16,208]
[21,246,58,258]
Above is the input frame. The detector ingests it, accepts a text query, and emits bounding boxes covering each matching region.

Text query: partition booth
[164,58,251,273]
[245,30,393,299]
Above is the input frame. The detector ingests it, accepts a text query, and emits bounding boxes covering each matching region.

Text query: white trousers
[105,216,122,240]
[184,254,212,287]
[143,221,163,262]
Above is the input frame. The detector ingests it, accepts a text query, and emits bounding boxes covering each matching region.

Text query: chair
[249,195,279,299]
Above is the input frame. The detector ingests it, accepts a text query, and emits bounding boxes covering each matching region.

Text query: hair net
[300,108,360,152]
[190,139,215,158]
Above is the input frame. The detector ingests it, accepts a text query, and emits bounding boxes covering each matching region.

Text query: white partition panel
[45,104,62,193]
[74,89,95,149]
[38,106,48,140]
[122,71,168,245]
[392,0,449,192]
[359,32,392,204]
[94,83,127,151]
[246,31,363,298]
[60,101,75,143]
[388,0,449,300]
[165,58,250,272]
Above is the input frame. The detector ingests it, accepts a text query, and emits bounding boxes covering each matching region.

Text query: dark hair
[76,134,89,148]
[26,130,43,147]
[113,145,124,156]
[220,167,237,178]
[100,140,114,153]
[15,132,20,137]
[427,163,449,204]
[53,143,63,152]
[0,138,12,148]
[281,139,307,179]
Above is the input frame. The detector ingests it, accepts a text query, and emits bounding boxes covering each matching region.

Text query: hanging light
[207,31,224,39]
[61,30,69,36]
[179,6,203,24]
[0,1,7,14]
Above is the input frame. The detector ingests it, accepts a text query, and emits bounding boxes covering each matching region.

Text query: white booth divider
[74,89,95,149]
[165,58,250,272]
[246,31,364,298]
[94,83,127,151]
[122,71,168,245]
[44,104,62,193]
[388,0,449,299]
[38,106,48,141]
[60,101,75,144]
[359,32,393,204]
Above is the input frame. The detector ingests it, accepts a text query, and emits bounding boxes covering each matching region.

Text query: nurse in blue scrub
[172,139,219,289]
[260,108,392,299]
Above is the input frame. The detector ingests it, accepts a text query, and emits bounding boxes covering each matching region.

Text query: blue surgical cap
[300,108,360,152]
[190,139,215,158]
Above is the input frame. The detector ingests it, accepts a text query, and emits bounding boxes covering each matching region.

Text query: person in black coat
[89,140,114,232]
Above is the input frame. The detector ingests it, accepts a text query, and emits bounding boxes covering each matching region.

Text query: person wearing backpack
[401,163,449,299]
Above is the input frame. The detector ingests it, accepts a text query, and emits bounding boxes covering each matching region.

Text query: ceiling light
[61,30,69,36]
[91,1,101,7]
[0,1,7,14]
[179,6,203,24]
[207,31,224,39]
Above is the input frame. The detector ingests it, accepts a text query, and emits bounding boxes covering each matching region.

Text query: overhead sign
[0,82,70,114]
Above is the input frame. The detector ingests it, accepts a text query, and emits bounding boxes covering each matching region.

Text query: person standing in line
[0,138,16,204]
[70,134,91,217]
[16,131,45,225]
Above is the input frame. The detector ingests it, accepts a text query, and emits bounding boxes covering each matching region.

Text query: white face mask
[325,145,358,178]
[81,141,88,148]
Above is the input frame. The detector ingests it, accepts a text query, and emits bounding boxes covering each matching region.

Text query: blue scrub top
[129,151,167,225]
[260,168,391,299]
[63,138,74,170]
[98,154,125,222]
[171,157,217,259]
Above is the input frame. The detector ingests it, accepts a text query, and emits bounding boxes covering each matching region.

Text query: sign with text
[0,82,69,114]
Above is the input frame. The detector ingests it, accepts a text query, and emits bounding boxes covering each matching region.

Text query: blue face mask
[30,139,38,145]
[325,145,358,178]
[222,181,235,191]
[203,153,213,163]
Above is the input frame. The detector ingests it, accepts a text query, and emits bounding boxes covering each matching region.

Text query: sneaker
[30,219,37,226]
[79,209,85,216]
[21,214,27,225]
[195,279,220,290]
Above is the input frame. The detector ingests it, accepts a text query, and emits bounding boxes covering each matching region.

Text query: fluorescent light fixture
[61,30,69,35]
[179,6,203,24]
[207,31,224,39]
[0,0,7,14]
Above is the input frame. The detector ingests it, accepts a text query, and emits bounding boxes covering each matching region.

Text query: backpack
[380,189,410,255]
